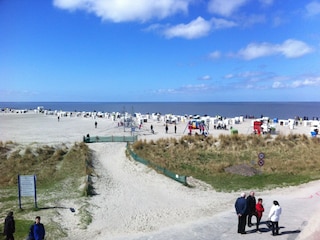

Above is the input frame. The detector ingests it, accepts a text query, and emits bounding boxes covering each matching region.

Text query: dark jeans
[5,234,14,240]
[256,216,262,230]
[238,214,247,233]
[248,212,257,226]
[271,221,279,235]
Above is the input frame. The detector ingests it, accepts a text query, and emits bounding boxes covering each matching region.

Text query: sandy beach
[1,111,320,240]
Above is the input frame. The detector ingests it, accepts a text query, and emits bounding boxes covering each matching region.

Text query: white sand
[1,112,319,240]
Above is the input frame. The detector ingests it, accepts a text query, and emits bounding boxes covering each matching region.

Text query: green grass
[0,219,34,240]
[131,134,320,191]
[199,173,313,192]
[0,141,93,240]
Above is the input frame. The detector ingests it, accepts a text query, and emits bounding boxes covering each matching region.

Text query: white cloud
[207,1,271,29]
[238,42,276,60]
[272,16,286,27]
[272,81,283,89]
[208,0,249,17]
[237,39,313,60]
[163,17,211,39]
[199,75,212,80]
[272,76,320,89]
[221,70,320,90]
[290,76,320,88]
[207,0,273,17]
[279,39,314,58]
[224,74,234,79]
[223,71,268,84]
[155,84,215,95]
[209,50,221,59]
[210,17,237,29]
[158,17,236,39]
[238,71,262,79]
[305,1,320,16]
[53,0,191,22]
[241,14,266,27]
[153,74,320,96]
[179,84,214,92]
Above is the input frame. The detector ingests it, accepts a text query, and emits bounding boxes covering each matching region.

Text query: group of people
[235,191,282,236]
[3,212,45,240]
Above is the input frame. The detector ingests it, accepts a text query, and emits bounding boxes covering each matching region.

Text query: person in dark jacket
[246,191,257,227]
[27,216,45,240]
[3,211,15,240]
[235,192,247,234]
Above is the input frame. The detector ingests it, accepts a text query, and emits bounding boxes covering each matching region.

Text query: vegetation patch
[0,141,93,240]
[224,164,261,176]
[131,134,320,191]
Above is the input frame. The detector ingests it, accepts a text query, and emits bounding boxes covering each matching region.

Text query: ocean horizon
[1,102,320,120]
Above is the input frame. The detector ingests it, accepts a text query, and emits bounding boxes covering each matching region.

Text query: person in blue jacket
[27,216,45,240]
[235,192,248,234]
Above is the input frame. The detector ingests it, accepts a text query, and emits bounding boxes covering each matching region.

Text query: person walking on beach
[3,211,15,240]
[246,191,257,227]
[150,125,154,134]
[268,200,282,236]
[95,121,97,128]
[235,192,247,234]
[165,124,168,133]
[174,124,177,133]
[255,198,264,233]
[27,216,45,240]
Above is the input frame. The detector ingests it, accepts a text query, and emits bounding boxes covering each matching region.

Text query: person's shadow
[246,221,301,236]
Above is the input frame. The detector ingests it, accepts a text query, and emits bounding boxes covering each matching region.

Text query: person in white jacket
[268,200,282,236]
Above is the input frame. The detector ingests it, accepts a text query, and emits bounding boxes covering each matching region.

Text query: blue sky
[1,0,320,102]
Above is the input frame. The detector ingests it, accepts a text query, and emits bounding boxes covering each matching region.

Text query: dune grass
[1,134,319,239]
[131,134,320,191]
[0,141,92,240]
[0,219,34,240]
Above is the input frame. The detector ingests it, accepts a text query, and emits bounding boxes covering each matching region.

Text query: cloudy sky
[1,0,320,102]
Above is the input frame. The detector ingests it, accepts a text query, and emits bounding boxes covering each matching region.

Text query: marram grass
[0,141,93,240]
[131,134,320,191]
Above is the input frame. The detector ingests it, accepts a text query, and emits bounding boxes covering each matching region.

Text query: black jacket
[246,195,256,214]
[4,215,15,235]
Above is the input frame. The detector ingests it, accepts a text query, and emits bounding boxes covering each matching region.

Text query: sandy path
[62,142,320,240]
[66,142,234,240]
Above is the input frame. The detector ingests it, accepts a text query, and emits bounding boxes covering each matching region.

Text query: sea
[1,102,320,120]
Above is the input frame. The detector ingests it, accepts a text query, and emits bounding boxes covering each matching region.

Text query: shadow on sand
[245,221,301,236]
